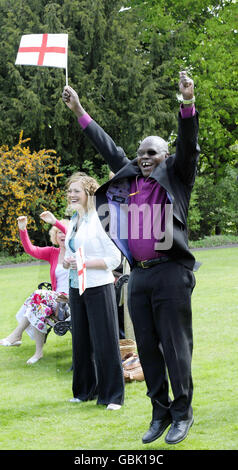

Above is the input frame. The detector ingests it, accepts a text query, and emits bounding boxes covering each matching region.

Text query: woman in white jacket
[62,172,124,410]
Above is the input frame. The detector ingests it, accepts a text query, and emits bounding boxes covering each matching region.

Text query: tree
[0,0,200,172]
[189,1,238,179]
[122,0,238,178]
[0,0,237,243]
[0,0,67,153]
[1,0,167,171]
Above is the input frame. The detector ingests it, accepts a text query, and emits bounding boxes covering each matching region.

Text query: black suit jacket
[83,111,200,271]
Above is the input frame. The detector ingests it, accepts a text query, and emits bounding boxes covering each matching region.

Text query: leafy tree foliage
[0,0,176,174]
[0,0,237,244]
[190,2,237,179]
[1,0,236,177]
[122,0,238,178]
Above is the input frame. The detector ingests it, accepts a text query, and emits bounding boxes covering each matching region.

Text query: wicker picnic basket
[122,353,144,382]
[119,339,136,360]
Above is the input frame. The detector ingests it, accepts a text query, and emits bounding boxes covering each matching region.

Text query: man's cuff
[78,113,92,129]
[180,104,195,119]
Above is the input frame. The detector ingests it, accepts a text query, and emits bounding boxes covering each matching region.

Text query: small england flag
[76,247,87,295]
[15,33,68,69]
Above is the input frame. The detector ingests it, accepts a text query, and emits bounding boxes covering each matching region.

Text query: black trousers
[69,283,124,406]
[128,261,195,421]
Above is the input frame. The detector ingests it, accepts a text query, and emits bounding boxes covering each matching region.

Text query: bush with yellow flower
[0,132,65,255]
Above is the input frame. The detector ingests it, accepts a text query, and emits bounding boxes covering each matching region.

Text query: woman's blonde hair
[65,172,99,214]
[49,219,69,246]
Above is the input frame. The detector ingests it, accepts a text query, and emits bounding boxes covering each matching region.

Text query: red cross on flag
[76,247,87,296]
[15,33,68,69]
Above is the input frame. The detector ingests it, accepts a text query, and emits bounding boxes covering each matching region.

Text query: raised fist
[40,211,56,225]
[179,71,194,100]
[17,216,27,230]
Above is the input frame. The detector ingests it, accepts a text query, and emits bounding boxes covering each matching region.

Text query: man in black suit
[62,71,200,445]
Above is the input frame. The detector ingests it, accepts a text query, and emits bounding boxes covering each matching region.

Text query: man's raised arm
[62,86,130,173]
[174,72,200,186]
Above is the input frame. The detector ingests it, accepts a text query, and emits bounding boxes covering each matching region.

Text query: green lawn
[0,248,237,451]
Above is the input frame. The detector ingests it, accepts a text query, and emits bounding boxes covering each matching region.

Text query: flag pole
[65,36,68,86]
[65,60,68,86]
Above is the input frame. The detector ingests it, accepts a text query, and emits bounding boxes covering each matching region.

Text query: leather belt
[135,256,171,269]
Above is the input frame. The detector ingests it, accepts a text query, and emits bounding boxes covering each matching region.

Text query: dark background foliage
[0,0,237,248]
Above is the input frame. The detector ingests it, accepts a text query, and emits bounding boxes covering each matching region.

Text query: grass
[0,248,238,451]
[1,234,238,265]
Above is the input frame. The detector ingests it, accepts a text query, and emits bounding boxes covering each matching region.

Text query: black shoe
[142,416,172,444]
[165,416,194,445]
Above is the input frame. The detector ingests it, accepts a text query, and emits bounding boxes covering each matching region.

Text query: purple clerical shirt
[128,177,169,260]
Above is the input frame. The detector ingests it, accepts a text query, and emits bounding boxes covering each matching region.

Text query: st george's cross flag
[15,33,68,68]
[76,247,87,295]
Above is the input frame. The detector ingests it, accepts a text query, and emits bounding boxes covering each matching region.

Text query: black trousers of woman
[69,283,124,406]
[128,261,196,422]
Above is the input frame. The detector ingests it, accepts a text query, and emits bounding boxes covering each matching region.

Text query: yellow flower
[0,131,64,255]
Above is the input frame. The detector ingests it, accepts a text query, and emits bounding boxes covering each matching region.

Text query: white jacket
[65,209,121,288]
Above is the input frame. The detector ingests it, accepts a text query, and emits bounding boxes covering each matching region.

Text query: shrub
[188,167,238,240]
[0,132,65,255]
